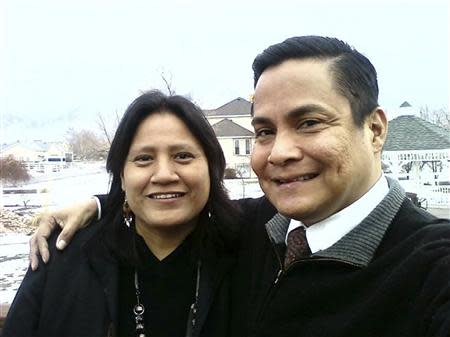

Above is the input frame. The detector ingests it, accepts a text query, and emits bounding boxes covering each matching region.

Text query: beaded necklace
[133,260,202,337]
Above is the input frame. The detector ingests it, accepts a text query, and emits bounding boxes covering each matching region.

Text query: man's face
[251,58,385,225]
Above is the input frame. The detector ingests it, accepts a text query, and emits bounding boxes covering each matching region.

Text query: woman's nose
[150,160,179,183]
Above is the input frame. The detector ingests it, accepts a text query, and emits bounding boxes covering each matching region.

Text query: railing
[385,172,449,209]
[401,183,449,208]
[22,161,71,173]
[419,185,450,208]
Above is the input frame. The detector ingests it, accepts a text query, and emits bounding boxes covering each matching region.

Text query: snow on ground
[0,163,263,306]
[4,165,446,308]
[1,162,110,305]
[1,162,110,210]
[0,233,29,306]
[224,178,264,200]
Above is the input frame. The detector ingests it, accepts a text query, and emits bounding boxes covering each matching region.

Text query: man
[229,36,450,336]
[30,36,450,336]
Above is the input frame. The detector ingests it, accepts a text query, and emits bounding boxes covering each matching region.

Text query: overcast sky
[1,0,449,143]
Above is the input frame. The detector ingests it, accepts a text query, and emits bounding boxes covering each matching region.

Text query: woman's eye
[175,152,194,161]
[134,155,152,163]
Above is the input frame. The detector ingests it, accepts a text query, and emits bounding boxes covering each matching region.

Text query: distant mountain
[2,112,95,143]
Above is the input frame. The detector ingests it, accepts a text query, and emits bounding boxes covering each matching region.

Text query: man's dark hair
[252,36,379,126]
[102,90,240,265]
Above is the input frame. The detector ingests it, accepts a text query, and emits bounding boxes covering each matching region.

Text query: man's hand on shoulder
[29,197,98,270]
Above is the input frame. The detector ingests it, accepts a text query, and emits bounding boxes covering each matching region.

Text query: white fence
[396,179,450,209]
[23,161,71,173]
[419,185,450,209]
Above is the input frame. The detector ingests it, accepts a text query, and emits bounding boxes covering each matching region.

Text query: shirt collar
[265,176,405,267]
[286,175,389,253]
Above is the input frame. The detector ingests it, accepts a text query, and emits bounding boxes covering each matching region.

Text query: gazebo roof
[384,115,450,151]
[399,101,412,108]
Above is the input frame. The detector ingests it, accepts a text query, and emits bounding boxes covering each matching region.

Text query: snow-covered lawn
[0,163,263,306]
[1,162,110,210]
[0,233,29,307]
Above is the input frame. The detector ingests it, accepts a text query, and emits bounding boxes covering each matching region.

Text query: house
[211,119,255,177]
[204,97,253,131]
[1,140,73,173]
[204,98,256,177]
[1,141,46,162]
[382,102,450,208]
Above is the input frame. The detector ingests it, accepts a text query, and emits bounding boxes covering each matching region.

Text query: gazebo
[382,102,450,208]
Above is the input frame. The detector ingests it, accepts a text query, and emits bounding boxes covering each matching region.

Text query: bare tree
[97,113,112,146]
[235,165,250,198]
[95,71,180,148]
[159,72,198,104]
[97,109,122,146]
[0,155,31,186]
[66,128,108,160]
[161,72,176,95]
[420,106,450,129]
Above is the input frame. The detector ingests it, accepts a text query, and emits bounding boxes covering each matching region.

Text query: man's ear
[368,107,388,153]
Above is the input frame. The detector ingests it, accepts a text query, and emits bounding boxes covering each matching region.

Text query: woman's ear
[368,107,388,153]
[121,172,125,192]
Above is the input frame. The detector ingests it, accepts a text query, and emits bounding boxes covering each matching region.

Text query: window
[234,139,240,155]
[245,139,251,154]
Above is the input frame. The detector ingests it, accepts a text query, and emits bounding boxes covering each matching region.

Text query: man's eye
[254,129,273,138]
[299,119,320,128]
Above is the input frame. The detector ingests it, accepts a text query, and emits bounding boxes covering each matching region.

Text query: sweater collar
[290,175,389,253]
[265,177,406,267]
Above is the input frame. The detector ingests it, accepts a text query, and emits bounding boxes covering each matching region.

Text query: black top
[231,183,450,337]
[118,234,197,337]
[3,215,235,337]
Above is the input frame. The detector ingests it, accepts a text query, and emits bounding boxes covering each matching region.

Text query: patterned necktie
[284,226,311,268]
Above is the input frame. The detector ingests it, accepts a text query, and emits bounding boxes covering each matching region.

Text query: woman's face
[121,111,210,237]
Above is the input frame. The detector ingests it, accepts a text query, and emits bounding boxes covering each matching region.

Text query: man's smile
[271,173,319,185]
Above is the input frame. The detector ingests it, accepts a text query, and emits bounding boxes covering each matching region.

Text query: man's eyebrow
[251,116,271,127]
[286,104,328,119]
[251,104,328,126]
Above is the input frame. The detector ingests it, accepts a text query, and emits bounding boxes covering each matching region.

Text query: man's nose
[268,132,303,165]
[150,160,179,183]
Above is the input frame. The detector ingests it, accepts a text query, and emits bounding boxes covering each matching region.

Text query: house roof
[211,119,254,137]
[384,115,450,151]
[204,97,251,117]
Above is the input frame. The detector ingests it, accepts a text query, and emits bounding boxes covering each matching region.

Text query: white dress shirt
[286,175,389,253]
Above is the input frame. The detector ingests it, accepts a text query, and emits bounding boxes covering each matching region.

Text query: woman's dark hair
[252,35,379,127]
[102,90,240,265]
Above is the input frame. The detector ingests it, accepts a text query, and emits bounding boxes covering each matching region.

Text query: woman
[3,90,240,337]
